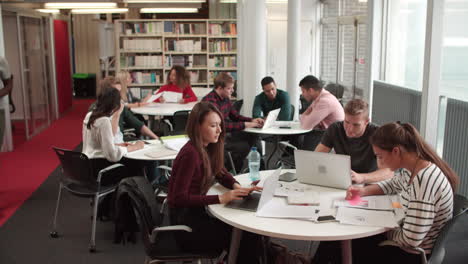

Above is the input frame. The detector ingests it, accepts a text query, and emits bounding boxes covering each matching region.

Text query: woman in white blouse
[82,85,144,184]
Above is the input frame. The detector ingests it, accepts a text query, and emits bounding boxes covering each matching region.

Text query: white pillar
[286,0,300,120]
[237,0,266,116]
[420,0,445,147]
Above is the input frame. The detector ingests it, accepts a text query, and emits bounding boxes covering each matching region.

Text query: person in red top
[167,101,261,262]
[153,65,197,104]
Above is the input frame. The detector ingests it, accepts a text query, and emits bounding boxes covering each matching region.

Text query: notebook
[225,192,262,212]
[295,150,352,190]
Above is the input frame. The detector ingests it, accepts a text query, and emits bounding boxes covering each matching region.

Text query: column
[286,0,301,120]
[237,0,266,116]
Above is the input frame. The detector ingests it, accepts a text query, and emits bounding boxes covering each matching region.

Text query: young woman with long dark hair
[167,101,260,262]
[315,122,459,263]
[153,65,197,104]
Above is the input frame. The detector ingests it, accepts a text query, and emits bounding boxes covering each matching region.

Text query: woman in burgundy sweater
[167,101,260,262]
[153,65,197,104]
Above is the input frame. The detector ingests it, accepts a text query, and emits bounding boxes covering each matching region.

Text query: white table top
[244,122,312,135]
[124,139,178,161]
[207,170,387,241]
[130,102,196,116]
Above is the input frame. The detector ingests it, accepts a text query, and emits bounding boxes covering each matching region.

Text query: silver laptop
[294,149,352,190]
[262,108,280,129]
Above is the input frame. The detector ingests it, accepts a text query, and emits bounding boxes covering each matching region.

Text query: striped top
[377,163,453,254]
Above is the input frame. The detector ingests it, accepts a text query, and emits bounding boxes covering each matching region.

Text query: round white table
[244,123,312,168]
[207,170,387,264]
[130,102,196,116]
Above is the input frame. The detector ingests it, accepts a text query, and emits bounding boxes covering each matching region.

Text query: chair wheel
[89,245,96,253]
[50,231,59,238]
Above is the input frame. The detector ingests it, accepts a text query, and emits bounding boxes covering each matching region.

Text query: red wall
[54,20,72,114]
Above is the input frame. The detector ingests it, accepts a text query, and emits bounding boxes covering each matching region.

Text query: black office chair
[233,99,243,113]
[170,110,190,135]
[380,194,468,264]
[50,147,126,252]
[123,177,225,264]
[325,82,345,105]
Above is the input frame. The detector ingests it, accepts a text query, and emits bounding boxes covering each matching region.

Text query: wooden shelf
[121,66,164,70]
[210,51,237,55]
[208,67,237,71]
[208,35,237,39]
[165,51,207,55]
[120,34,163,38]
[120,50,163,53]
[128,83,162,87]
[164,34,208,38]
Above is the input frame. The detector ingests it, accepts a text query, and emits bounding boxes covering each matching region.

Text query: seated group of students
[83,67,459,263]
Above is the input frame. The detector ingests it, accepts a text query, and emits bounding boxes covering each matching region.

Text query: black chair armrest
[97,163,125,183]
[150,225,192,243]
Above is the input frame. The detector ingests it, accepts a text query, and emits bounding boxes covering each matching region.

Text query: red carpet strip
[0,99,93,227]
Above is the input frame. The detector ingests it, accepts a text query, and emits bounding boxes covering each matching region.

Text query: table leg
[265,136,279,169]
[228,227,243,264]
[341,240,352,264]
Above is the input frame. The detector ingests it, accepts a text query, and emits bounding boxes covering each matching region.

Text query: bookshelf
[115,19,237,100]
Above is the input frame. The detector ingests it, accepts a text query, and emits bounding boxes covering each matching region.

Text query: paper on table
[163,137,189,151]
[336,206,398,228]
[144,149,178,159]
[163,91,182,103]
[148,92,163,102]
[333,195,397,210]
[287,192,320,205]
[256,169,318,219]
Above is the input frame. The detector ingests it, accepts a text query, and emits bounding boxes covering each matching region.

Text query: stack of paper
[162,136,189,152]
[144,149,178,159]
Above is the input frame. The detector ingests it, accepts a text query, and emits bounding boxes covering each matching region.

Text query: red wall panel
[54,20,72,114]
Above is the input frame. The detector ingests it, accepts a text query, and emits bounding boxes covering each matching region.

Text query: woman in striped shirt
[345,122,459,263]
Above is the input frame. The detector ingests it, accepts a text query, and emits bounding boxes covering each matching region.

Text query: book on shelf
[122,22,163,35]
[209,71,237,81]
[122,55,163,68]
[141,88,153,98]
[122,39,162,51]
[165,39,202,52]
[130,71,162,84]
[209,39,236,52]
[209,23,237,35]
[129,88,141,100]
[208,56,236,68]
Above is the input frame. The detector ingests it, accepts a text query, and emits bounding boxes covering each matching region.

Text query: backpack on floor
[113,176,160,244]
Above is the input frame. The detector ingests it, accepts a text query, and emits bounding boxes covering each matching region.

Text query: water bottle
[248,147,261,182]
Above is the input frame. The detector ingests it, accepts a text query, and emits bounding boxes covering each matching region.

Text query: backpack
[113,176,161,244]
[259,237,312,264]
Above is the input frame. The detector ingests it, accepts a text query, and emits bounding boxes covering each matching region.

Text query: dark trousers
[169,207,261,263]
[314,234,424,264]
[225,131,262,173]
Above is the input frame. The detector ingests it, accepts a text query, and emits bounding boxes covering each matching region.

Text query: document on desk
[144,149,178,159]
[148,92,163,102]
[162,136,189,151]
[256,169,318,219]
[162,91,182,103]
[333,195,400,210]
[336,206,399,228]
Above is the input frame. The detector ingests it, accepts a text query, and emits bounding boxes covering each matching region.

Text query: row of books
[122,39,162,51]
[164,55,206,68]
[122,22,164,35]
[129,87,153,100]
[164,22,206,35]
[209,23,237,35]
[165,40,203,52]
[188,71,207,84]
[209,40,236,52]
[121,55,163,68]
[130,72,163,85]
[209,71,237,81]
[208,56,237,68]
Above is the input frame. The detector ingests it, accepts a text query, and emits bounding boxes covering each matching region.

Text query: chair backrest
[172,110,190,134]
[52,147,95,185]
[290,104,295,121]
[325,83,345,99]
[233,99,243,113]
[428,194,468,264]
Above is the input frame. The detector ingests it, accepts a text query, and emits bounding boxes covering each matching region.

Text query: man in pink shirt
[298,75,344,150]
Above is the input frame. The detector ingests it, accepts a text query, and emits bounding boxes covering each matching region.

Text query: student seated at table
[167,101,261,262]
[202,72,264,172]
[315,99,393,184]
[98,76,158,141]
[298,75,344,150]
[153,65,197,104]
[82,86,144,184]
[116,70,151,109]
[252,76,292,121]
[314,122,459,264]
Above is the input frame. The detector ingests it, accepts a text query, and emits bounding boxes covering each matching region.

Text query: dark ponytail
[370,122,459,191]
[87,86,121,129]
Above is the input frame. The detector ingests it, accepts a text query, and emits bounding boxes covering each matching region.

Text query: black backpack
[113,176,161,244]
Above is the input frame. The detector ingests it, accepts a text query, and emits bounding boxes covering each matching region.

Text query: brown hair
[186,102,226,193]
[116,70,131,102]
[87,85,121,129]
[344,99,369,118]
[166,65,189,89]
[370,122,459,191]
[214,72,234,90]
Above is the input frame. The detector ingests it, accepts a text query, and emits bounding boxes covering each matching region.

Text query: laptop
[294,149,352,190]
[225,192,262,212]
[262,108,281,129]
